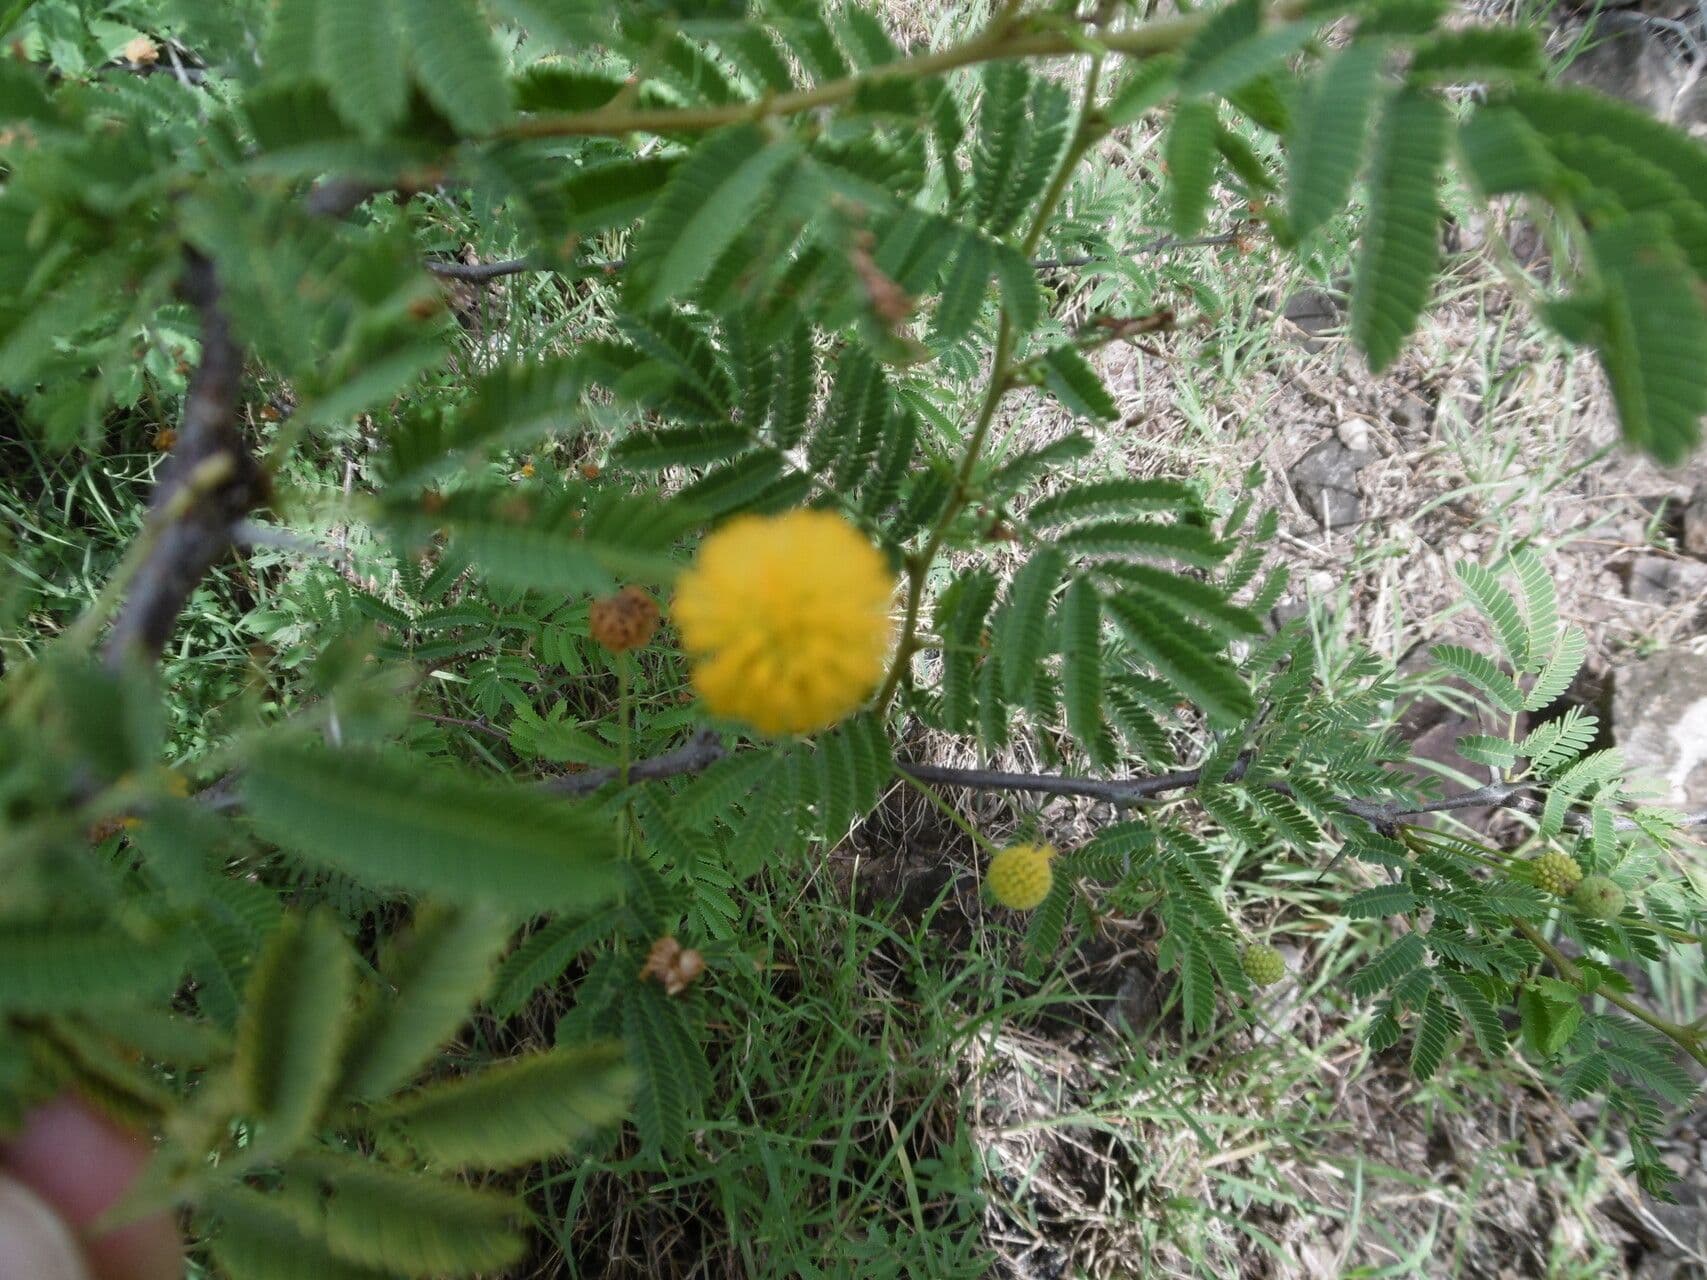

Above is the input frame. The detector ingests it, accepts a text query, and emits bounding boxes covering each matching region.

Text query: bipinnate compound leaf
[336,902,512,1101]
[244,742,623,913]
[367,1042,633,1168]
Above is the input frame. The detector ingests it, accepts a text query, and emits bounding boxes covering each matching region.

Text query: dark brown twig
[103,251,265,668]
[540,728,728,796]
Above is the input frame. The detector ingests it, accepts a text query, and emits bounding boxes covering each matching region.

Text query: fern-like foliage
[5,2,1707,1267]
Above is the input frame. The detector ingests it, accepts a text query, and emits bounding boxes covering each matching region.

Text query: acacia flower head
[672,508,895,737]
[987,843,1055,911]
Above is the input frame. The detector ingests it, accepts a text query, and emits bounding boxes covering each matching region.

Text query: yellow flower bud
[987,843,1055,911]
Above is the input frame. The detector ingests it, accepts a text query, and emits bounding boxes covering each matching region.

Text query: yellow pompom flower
[672,508,895,737]
[987,843,1055,910]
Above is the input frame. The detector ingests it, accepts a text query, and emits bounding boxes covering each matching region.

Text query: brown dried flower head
[639,935,705,996]
[122,35,159,65]
[589,585,660,654]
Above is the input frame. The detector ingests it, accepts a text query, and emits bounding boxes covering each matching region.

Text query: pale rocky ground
[863,0,1707,1274]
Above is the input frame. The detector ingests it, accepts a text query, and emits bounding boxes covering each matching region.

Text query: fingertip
[0,1172,91,1280]
[0,1097,182,1280]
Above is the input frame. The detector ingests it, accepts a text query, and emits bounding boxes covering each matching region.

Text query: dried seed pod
[589,586,660,654]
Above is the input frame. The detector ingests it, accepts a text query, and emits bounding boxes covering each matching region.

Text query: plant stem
[617,656,633,789]
[1511,917,1707,1069]
[897,771,1000,856]
[503,9,1242,141]
[874,55,1106,712]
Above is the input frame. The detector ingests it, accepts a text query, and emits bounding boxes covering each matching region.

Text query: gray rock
[1389,389,1435,440]
[1289,438,1374,530]
[1558,12,1692,120]
[1626,554,1707,604]
[1281,288,1344,352]
[1684,483,1707,558]
[1336,416,1374,453]
[1611,651,1707,808]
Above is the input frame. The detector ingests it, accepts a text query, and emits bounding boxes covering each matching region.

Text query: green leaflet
[1518,983,1581,1058]
[1430,644,1524,714]
[1177,0,1261,87]
[564,157,678,233]
[1523,626,1585,713]
[1409,986,1459,1079]
[769,323,816,448]
[243,742,623,914]
[1100,562,1263,637]
[1506,547,1558,662]
[997,549,1065,702]
[1341,884,1417,919]
[1040,344,1119,421]
[336,903,512,1101]
[1541,748,1623,838]
[205,1188,391,1280]
[1179,20,1316,100]
[399,0,512,135]
[1103,53,1182,126]
[262,0,322,78]
[1454,560,1529,670]
[1026,477,1199,526]
[937,569,999,732]
[931,228,994,342]
[1346,931,1426,999]
[626,126,802,310]
[1058,577,1104,755]
[1104,594,1254,723]
[1439,971,1508,1056]
[611,424,754,470]
[970,62,1031,232]
[1056,518,1226,567]
[234,911,355,1155]
[992,242,1045,335]
[1407,27,1539,83]
[1166,98,1219,237]
[1454,106,1554,196]
[624,983,708,1158]
[369,1042,632,1168]
[1287,42,1385,239]
[986,77,1070,237]
[1505,83,1707,220]
[1351,88,1447,372]
[298,1152,528,1276]
[0,923,188,1015]
[317,0,407,136]
[1582,217,1707,466]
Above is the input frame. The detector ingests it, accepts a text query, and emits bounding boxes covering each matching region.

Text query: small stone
[1289,438,1373,531]
[1335,417,1374,453]
[1389,390,1434,438]
[1281,288,1344,352]
[1307,570,1336,596]
[1559,12,1689,120]
[1626,554,1707,605]
[1683,483,1707,558]
[1612,651,1707,808]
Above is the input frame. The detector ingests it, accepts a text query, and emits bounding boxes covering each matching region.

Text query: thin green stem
[874,56,1106,713]
[503,9,1241,141]
[1398,824,1512,873]
[898,771,1000,856]
[1512,917,1707,1069]
[617,656,633,789]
